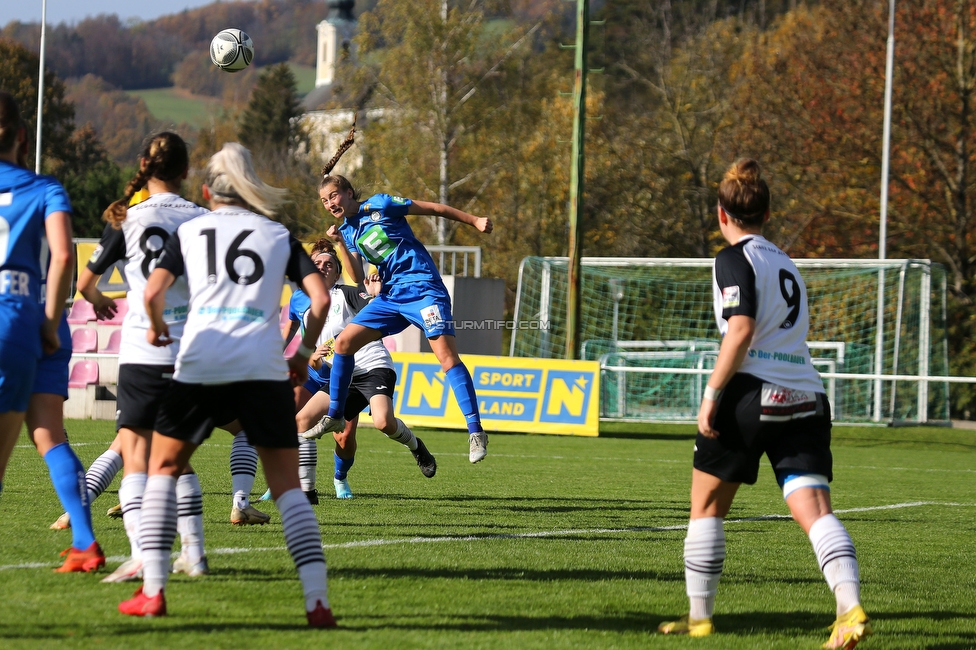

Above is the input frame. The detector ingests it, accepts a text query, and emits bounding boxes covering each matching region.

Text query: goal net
[510,257,949,424]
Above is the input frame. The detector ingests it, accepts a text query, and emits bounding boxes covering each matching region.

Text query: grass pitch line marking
[5,500,974,572]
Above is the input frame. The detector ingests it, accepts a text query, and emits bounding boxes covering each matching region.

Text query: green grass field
[2,422,975,649]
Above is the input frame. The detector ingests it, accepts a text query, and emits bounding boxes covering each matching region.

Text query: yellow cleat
[658,614,715,637]
[824,605,872,649]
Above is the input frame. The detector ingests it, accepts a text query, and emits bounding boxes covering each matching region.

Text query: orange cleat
[54,541,106,573]
[306,600,337,628]
[119,586,167,617]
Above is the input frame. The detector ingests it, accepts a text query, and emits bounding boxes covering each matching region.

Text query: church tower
[316,0,357,87]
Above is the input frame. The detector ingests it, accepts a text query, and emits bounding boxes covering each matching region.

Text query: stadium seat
[71,327,98,353]
[279,305,291,330]
[102,298,128,325]
[102,328,123,354]
[67,360,99,389]
[382,336,397,352]
[67,299,96,324]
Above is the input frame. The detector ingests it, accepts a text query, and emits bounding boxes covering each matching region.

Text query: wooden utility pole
[565,0,589,360]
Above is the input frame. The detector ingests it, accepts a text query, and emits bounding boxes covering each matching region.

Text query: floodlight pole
[873,0,896,422]
[565,0,589,360]
[34,0,48,174]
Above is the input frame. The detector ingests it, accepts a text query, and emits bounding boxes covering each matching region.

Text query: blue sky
[1,0,217,26]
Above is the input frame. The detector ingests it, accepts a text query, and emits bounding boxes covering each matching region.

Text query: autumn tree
[354,0,549,245]
[733,0,976,413]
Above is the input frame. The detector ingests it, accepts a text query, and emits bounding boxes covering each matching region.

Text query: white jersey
[156,206,318,384]
[712,234,825,394]
[315,284,393,375]
[87,193,207,365]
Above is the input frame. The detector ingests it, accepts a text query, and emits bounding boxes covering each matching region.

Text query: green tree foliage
[0,38,76,171]
[0,39,127,237]
[238,63,304,157]
[355,0,555,247]
[58,126,130,237]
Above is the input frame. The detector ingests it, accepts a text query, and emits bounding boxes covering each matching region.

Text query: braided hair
[319,118,360,200]
[102,132,189,229]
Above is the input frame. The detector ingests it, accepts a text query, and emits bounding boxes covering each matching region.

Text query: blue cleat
[334,478,353,499]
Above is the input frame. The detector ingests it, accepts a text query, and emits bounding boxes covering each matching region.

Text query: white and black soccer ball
[210,29,254,73]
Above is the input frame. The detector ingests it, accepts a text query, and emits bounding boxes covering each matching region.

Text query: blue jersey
[0,161,72,355]
[289,288,326,386]
[339,194,448,301]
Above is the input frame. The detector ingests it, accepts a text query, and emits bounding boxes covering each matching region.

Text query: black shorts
[154,380,298,448]
[116,364,175,431]
[693,373,833,485]
[344,367,397,420]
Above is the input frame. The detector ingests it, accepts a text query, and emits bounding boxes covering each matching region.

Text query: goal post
[510,257,951,425]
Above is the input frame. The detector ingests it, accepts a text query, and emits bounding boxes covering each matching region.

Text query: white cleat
[231,505,271,525]
[469,431,488,463]
[172,554,209,577]
[101,557,143,583]
[50,512,71,530]
[301,415,346,440]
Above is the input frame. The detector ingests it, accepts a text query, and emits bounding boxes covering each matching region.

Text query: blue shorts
[0,340,39,412]
[303,369,329,395]
[33,318,72,398]
[352,292,455,338]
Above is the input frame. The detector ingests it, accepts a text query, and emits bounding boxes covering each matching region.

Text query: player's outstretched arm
[408,200,493,234]
[77,267,118,320]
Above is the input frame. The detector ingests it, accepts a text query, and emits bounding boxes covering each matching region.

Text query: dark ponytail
[102,132,189,229]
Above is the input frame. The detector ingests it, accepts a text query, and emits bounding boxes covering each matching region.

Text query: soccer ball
[210,29,254,73]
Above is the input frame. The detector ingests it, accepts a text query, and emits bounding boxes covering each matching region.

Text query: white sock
[684,517,725,620]
[298,436,317,493]
[386,418,418,451]
[140,475,178,598]
[176,473,205,564]
[85,448,122,504]
[230,432,258,510]
[119,472,147,560]
[276,488,329,610]
[809,514,861,616]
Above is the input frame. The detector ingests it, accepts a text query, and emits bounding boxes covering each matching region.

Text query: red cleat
[54,541,106,573]
[306,600,337,628]
[119,586,167,617]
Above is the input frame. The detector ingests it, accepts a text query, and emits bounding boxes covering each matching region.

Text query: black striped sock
[119,472,146,559]
[140,475,178,597]
[298,437,317,493]
[176,473,205,564]
[85,448,122,503]
[231,433,258,508]
[386,419,418,451]
[809,514,860,615]
[684,517,725,620]
[277,488,328,609]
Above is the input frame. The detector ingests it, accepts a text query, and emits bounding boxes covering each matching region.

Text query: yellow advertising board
[388,352,600,436]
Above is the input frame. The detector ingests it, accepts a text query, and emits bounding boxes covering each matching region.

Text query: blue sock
[334,452,355,480]
[446,363,483,433]
[328,353,356,418]
[44,442,96,549]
